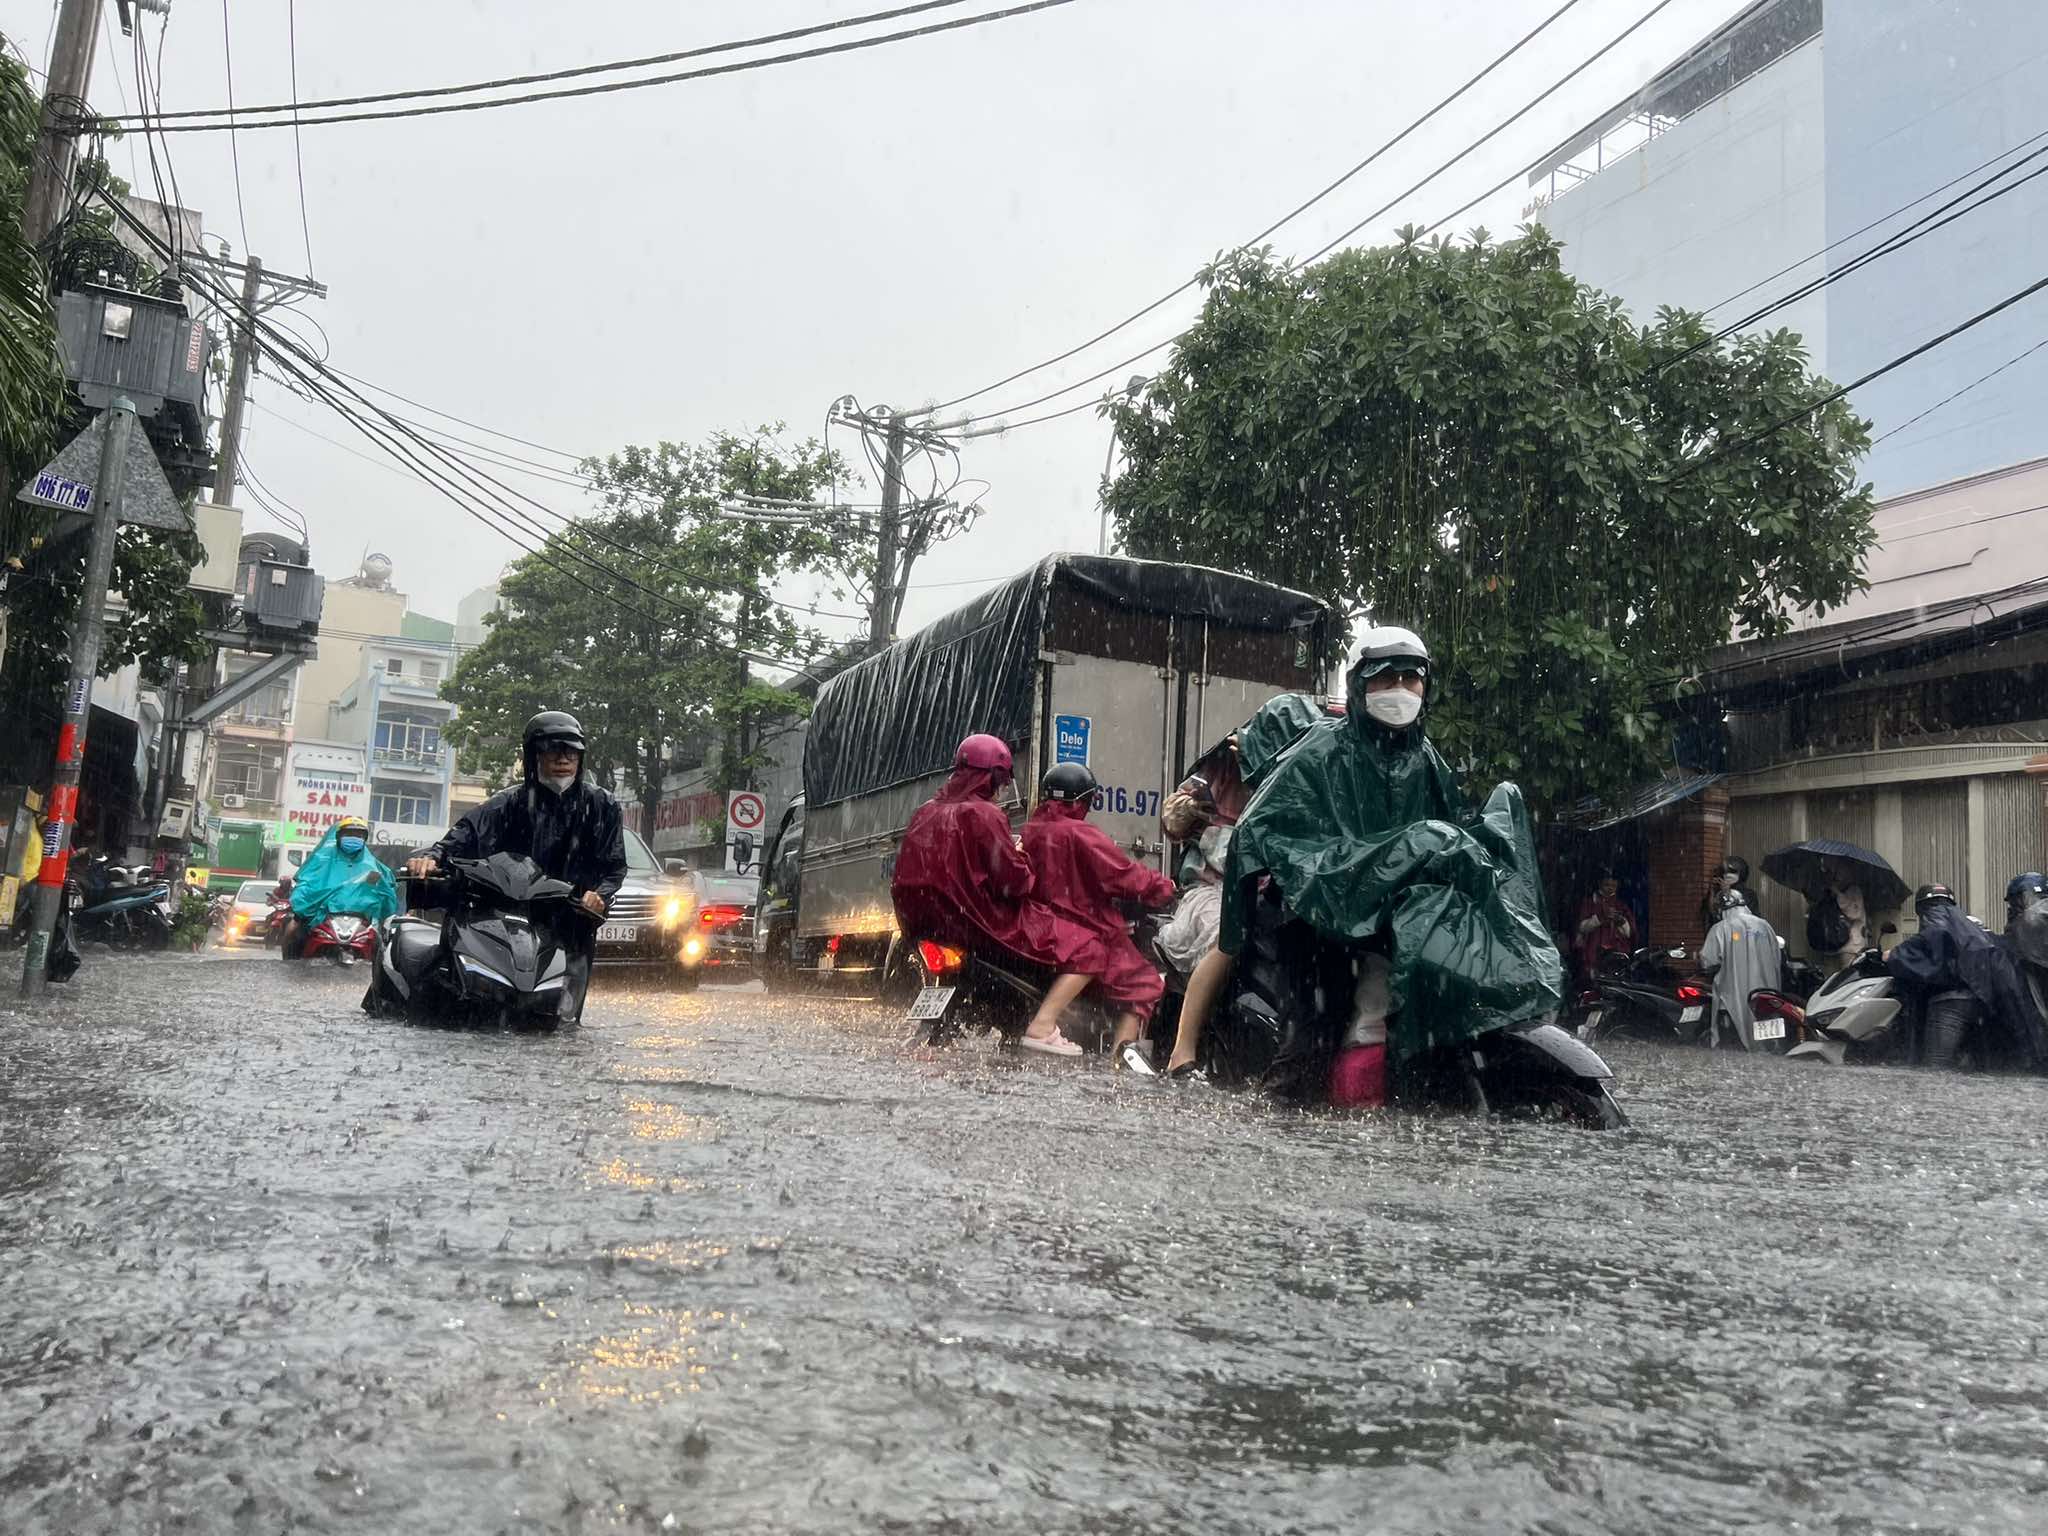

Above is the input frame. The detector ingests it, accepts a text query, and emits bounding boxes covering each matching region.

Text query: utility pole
[20,396,137,998]
[185,251,328,509]
[213,255,263,504]
[869,413,906,648]
[21,0,105,247]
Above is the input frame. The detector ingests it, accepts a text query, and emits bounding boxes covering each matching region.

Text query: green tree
[1104,228,1875,814]
[442,427,857,838]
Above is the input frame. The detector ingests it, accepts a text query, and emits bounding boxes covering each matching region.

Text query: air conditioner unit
[220,793,247,809]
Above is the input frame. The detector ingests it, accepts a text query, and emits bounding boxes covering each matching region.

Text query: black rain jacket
[428,776,628,906]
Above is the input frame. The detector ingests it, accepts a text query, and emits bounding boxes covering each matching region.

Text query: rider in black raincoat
[411,711,626,1020]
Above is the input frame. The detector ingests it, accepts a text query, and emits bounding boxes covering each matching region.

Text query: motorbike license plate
[905,985,956,1022]
[1752,1016,1787,1042]
[598,922,636,943]
[1680,1005,1705,1023]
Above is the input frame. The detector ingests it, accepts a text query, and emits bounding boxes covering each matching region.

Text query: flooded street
[6,953,2048,1534]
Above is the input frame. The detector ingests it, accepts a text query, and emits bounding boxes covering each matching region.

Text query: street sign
[725,790,766,873]
[17,413,189,533]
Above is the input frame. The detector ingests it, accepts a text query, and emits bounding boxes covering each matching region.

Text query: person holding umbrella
[1762,840,1908,971]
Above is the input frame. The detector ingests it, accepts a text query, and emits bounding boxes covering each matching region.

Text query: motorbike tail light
[698,905,745,929]
[917,940,964,975]
[826,933,842,954]
[1676,984,1706,1002]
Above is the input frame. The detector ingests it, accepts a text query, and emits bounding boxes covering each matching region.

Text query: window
[375,712,443,758]
[418,659,440,683]
[385,657,403,676]
[215,747,281,803]
[371,791,436,825]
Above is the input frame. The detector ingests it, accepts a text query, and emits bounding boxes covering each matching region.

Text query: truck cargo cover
[804,554,1331,808]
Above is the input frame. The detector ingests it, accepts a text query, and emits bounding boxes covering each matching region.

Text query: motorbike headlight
[459,956,512,987]
[682,935,705,960]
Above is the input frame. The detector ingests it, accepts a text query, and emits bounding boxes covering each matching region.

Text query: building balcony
[379,675,450,704]
[374,745,445,777]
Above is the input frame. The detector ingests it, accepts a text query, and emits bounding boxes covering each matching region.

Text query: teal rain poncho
[1219,672,1563,1063]
[289,825,399,927]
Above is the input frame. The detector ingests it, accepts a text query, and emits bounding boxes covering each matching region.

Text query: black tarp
[804,554,1331,809]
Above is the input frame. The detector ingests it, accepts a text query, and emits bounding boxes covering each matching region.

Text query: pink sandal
[1019,1030,1082,1057]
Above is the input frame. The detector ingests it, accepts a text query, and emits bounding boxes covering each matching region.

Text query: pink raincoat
[1022,795,1177,1017]
[892,762,1104,973]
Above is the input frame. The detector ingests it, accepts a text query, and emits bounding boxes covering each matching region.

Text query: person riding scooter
[890,733,1105,1056]
[405,710,624,1024]
[1696,888,1782,1049]
[284,817,397,958]
[1022,762,1178,1072]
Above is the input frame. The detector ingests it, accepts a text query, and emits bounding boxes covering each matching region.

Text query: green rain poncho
[1219,672,1563,1063]
[289,824,399,927]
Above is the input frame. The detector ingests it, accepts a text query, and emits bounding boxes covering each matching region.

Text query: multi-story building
[329,632,460,853]
[1536,0,2048,943]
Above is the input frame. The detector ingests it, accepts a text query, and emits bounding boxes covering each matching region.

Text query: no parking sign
[726,790,767,871]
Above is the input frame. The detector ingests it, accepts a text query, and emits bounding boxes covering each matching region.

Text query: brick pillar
[1646,787,1729,950]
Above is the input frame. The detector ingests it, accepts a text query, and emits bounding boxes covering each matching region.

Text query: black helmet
[523,710,587,780]
[1914,882,1957,919]
[2006,872,2046,915]
[1040,761,1098,803]
[1721,855,1750,884]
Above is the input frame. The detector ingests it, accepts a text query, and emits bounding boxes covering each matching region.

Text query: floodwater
[5,950,2048,1534]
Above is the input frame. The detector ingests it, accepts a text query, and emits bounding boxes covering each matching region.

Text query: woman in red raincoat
[891,734,1104,1055]
[1021,761,1178,1069]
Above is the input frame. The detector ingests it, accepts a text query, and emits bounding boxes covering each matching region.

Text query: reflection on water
[622,1101,723,1143]
[543,1304,744,1405]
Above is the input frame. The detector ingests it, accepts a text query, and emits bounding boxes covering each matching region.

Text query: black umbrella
[1760,839,1911,911]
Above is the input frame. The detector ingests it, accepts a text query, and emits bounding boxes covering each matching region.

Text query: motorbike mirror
[1666,947,1687,959]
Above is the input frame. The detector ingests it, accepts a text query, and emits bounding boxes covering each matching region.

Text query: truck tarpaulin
[804,554,1331,809]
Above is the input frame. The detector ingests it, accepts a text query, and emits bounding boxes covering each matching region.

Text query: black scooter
[1577,946,1709,1047]
[365,855,581,1027]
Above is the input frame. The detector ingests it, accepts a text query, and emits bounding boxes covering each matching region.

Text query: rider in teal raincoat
[287,816,397,951]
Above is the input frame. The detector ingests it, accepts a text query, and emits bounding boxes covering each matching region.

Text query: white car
[223,879,279,946]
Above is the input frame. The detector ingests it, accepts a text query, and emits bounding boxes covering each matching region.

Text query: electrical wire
[1661,270,2048,486]
[925,0,1589,414]
[946,0,1689,430]
[286,0,314,276]
[1871,333,2048,447]
[116,0,986,121]
[219,0,251,254]
[99,0,1082,134]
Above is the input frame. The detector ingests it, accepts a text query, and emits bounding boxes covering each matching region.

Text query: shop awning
[1558,770,1725,831]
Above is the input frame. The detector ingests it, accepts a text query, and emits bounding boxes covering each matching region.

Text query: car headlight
[662,896,684,925]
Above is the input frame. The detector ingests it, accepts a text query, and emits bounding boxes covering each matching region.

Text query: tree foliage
[441,427,857,836]
[1104,227,1876,814]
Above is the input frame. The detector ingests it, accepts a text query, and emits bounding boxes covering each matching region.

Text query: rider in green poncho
[1215,625,1562,1082]
[285,816,398,956]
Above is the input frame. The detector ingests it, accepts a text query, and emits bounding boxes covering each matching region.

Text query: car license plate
[598,922,636,943]
[1753,1016,1786,1042]
[1680,1005,1705,1023]
[905,985,955,1022]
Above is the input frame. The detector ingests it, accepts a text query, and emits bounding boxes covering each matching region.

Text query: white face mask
[1364,688,1423,729]
[540,771,576,794]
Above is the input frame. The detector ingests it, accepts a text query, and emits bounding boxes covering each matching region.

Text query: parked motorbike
[70,867,176,950]
[365,854,579,1026]
[289,912,378,968]
[1576,946,1709,1047]
[1784,950,1906,1066]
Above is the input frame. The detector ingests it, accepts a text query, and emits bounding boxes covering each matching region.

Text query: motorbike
[70,865,176,950]
[905,894,1626,1129]
[1576,946,1708,1047]
[262,888,291,948]
[290,911,379,967]
[366,854,580,1027]
[1784,950,1907,1066]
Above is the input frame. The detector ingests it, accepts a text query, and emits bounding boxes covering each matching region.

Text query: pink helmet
[953,733,1012,773]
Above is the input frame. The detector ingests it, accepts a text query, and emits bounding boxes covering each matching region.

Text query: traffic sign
[17,413,188,533]
[726,790,766,832]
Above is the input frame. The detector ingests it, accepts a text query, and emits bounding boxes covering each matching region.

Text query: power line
[96,0,1082,134]
[925,0,1589,414]
[286,0,314,276]
[1872,333,2048,447]
[112,0,985,121]
[944,0,1688,430]
[1662,270,2048,486]
[219,0,251,254]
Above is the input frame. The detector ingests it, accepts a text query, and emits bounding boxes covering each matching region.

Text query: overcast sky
[7,0,1750,645]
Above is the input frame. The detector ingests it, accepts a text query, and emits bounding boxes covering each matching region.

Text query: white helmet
[1351,625,1431,681]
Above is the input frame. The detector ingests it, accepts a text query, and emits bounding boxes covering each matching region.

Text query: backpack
[1806,890,1851,954]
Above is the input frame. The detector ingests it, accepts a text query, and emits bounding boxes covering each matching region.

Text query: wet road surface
[5,949,2048,1534]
